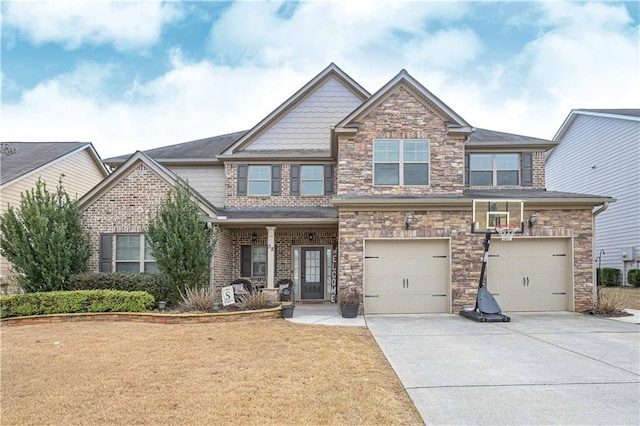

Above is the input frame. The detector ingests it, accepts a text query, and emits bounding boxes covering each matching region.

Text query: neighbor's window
[240,245,267,277]
[469,154,519,186]
[115,234,158,273]
[248,165,271,195]
[373,139,429,186]
[301,165,324,195]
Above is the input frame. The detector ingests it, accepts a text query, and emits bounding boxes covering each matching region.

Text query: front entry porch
[213,226,338,303]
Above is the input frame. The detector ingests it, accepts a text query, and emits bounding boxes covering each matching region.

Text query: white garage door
[364,239,450,314]
[488,238,572,312]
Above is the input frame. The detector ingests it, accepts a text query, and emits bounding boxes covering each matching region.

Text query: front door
[301,247,324,300]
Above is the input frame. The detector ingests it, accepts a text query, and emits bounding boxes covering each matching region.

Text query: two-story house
[547,109,639,285]
[80,63,613,313]
[1,142,108,293]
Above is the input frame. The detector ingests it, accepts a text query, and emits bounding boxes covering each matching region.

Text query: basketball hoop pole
[476,232,492,299]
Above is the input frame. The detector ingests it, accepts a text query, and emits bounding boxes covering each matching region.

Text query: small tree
[0,178,90,292]
[146,181,216,296]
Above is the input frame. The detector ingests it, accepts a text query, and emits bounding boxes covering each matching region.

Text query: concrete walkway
[284,303,365,327]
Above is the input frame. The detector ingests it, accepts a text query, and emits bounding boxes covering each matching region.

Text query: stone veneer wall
[467,151,546,190]
[337,207,594,313]
[337,86,466,196]
[225,163,336,208]
[83,164,171,272]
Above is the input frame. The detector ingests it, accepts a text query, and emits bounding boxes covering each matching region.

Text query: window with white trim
[240,245,267,277]
[469,154,519,186]
[248,165,271,195]
[300,165,324,195]
[373,139,429,186]
[115,234,158,273]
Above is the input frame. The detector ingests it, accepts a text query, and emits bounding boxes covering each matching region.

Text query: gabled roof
[1,142,108,187]
[79,151,218,216]
[103,130,247,167]
[334,69,472,134]
[466,128,557,149]
[553,109,640,141]
[221,63,370,156]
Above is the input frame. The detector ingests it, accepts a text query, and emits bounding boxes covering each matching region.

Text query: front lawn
[1,320,423,425]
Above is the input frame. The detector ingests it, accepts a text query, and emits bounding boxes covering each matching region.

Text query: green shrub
[68,272,177,306]
[600,268,621,287]
[628,269,640,287]
[0,290,154,319]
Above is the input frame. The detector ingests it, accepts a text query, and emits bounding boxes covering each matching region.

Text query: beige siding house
[84,63,613,313]
[0,142,108,292]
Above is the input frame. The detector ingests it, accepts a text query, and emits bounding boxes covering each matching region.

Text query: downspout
[592,202,610,308]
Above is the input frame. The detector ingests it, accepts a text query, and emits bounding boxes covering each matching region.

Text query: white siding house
[546,109,640,284]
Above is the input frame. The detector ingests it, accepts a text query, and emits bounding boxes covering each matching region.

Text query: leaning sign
[221,285,236,306]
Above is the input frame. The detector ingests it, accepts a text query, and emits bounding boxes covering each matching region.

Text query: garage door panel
[365,293,448,314]
[489,238,571,312]
[364,240,450,314]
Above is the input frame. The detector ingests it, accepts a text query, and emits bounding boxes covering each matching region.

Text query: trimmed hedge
[628,269,640,287]
[599,268,621,287]
[68,272,177,306]
[0,290,154,319]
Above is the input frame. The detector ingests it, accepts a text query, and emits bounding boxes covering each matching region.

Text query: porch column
[266,226,276,288]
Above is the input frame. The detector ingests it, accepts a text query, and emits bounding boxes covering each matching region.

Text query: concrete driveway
[366,313,639,425]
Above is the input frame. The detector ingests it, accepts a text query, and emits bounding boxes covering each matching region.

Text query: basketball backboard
[471,199,524,234]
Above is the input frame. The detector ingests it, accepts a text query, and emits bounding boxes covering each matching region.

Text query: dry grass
[600,286,640,310]
[1,320,423,425]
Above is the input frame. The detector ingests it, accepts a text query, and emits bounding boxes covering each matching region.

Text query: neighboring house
[547,109,640,285]
[0,142,108,292]
[82,63,613,313]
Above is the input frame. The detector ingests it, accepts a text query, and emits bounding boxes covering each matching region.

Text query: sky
[1,0,639,160]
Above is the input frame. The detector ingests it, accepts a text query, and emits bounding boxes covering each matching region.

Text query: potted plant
[339,288,360,318]
[281,302,295,318]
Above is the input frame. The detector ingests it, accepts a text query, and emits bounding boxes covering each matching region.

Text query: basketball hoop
[495,225,519,241]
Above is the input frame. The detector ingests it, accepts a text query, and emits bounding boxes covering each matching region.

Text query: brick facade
[83,164,171,272]
[225,162,336,208]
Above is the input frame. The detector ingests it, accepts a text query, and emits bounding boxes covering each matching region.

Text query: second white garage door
[364,239,450,314]
[488,238,573,312]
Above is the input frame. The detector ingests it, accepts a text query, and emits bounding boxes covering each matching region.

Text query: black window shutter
[521,153,533,186]
[290,164,300,195]
[324,164,334,195]
[464,153,470,187]
[99,234,113,273]
[271,165,282,196]
[237,164,248,195]
[240,245,252,277]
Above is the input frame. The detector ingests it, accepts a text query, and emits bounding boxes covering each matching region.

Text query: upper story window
[301,165,324,195]
[373,139,429,186]
[290,164,334,196]
[237,164,282,196]
[248,165,271,195]
[469,154,519,186]
[115,234,158,273]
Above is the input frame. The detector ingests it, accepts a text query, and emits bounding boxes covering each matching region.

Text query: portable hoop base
[460,232,511,323]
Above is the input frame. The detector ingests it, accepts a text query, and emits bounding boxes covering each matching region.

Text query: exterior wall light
[528,212,538,230]
[252,231,258,244]
[405,213,415,230]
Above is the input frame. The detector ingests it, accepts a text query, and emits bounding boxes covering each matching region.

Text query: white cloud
[1,55,310,158]
[2,0,184,52]
[2,0,638,161]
